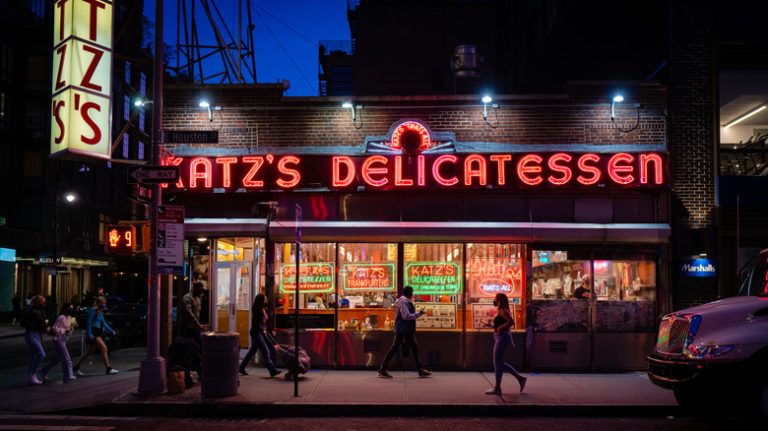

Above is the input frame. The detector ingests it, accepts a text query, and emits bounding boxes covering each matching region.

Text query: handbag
[167,367,187,395]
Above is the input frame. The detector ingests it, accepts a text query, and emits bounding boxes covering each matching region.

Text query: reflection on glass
[216,267,231,332]
[593,260,656,301]
[466,243,525,330]
[216,238,255,262]
[274,243,336,313]
[338,243,398,331]
[404,243,462,331]
[531,250,592,300]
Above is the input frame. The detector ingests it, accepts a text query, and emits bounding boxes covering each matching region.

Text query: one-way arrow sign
[127,166,180,184]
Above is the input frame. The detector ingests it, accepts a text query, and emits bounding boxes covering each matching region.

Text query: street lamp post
[52,180,76,299]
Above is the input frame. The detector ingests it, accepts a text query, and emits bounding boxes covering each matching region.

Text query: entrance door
[214,261,255,347]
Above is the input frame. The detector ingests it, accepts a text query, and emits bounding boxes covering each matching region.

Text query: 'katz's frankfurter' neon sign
[161,151,665,192]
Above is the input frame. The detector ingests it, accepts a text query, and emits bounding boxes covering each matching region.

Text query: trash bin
[201,332,240,397]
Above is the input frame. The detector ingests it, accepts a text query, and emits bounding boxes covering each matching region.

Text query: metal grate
[656,318,690,354]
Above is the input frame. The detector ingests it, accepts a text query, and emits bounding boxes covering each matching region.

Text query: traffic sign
[127,166,179,184]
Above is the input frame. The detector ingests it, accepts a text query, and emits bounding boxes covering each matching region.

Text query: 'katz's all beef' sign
[160,151,666,192]
[51,0,113,160]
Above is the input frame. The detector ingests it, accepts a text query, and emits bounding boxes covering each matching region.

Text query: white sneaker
[75,369,85,376]
[106,368,119,375]
[64,376,77,382]
[28,376,43,385]
[485,387,501,395]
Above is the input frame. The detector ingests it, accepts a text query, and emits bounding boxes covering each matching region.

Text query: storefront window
[337,243,398,331]
[466,243,525,331]
[531,250,592,300]
[274,242,336,329]
[404,243,462,331]
[593,260,656,301]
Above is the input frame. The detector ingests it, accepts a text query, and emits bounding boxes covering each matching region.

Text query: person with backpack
[21,295,49,385]
[73,298,119,376]
[377,285,432,378]
[39,303,76,382]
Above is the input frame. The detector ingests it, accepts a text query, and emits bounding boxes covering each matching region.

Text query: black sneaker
[269,369,282,378]
[418,368,432,377]
[239,368,248,376]
[377,369,392,378]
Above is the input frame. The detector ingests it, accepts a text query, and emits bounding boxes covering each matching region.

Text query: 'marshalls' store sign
[163,120,667,192]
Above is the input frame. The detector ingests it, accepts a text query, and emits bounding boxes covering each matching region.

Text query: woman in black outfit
[239,293,282,377]
[485,293,527,395]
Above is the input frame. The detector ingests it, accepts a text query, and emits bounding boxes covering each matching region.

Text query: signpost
[127,166,179,184]
[156,205,184,274]
[294,204,301,397]
[164,130,218,144]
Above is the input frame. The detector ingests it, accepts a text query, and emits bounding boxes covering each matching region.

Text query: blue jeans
[40,336,73,380]
[25,331,46,378]
[493,331,521,386]
[240,332,278,373]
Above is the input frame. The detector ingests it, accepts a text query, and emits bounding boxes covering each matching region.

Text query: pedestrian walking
[21,295,49,385]
[73,298,119,375]
[181,282,206,346]
[239,293,282,378]
[39,303,76,382]
[377,285,432,378]
[11,295,22,326]
[485,293,526,395]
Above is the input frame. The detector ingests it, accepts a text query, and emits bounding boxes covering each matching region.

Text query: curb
[0,333,24,340]
[56,402,682,419]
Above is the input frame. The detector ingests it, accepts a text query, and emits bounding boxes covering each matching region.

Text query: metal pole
[138,0,167,394]
[294,242,299,397]
[52,192,58,299]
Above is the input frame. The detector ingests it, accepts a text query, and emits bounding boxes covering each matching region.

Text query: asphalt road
[0,330,85,370]
[0,415,753,431]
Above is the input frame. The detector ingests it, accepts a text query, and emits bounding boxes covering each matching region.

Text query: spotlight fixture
[134,98,153,108]
[610,94,640,133]
[341,102,362,129]
[481,95,499,128]
[197,237,208,243]
[198,99,222,122]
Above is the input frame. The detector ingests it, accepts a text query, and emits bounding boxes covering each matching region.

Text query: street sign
[164,130,218,144]
[157,205,185,274]
[127,166,180,184]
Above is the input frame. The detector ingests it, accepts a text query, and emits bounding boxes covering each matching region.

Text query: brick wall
[668,1,716,229]
[161,82,666,153]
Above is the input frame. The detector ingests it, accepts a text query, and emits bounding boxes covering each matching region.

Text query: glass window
[123,95,130,121]
[404,243,462,331]
[125,61,131,84]
[337,243,398,331]
[531,250,592,300]
[139,111,145,131]
[593,260,656,301]
[138,141,145,160]
[466,243,525,331]
[140,72,147,95]
[122,134,129,158]
[275,243,336,329]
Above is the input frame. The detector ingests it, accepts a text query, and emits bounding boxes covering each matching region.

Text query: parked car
[647,249,768,423]
[104,303,147,349]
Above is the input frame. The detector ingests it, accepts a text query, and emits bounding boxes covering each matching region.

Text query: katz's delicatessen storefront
[164,89,669,371]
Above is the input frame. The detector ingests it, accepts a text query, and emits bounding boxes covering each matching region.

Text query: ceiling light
[724,105,767,129]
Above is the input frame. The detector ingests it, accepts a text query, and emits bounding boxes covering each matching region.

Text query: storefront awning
[186,219,669,244]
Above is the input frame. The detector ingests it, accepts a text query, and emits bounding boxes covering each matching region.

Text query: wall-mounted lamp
[610,94,640,133]
[342,101,363,129]
[199,99,222,122]
[481,95,499,128]
[134,98,153,108]
[723,104,767,129]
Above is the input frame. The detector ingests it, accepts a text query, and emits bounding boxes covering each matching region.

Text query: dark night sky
[144,0,350,96]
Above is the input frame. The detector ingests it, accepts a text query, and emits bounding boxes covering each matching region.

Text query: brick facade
[162,82,666,152]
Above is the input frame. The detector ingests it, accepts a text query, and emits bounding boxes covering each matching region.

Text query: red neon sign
[390,121,431,151]
[161,152,666,192]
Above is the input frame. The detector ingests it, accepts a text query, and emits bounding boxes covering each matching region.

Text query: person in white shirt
[40,303,76,382]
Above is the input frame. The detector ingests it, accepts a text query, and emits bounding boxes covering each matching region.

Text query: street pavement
[0,339,681,418]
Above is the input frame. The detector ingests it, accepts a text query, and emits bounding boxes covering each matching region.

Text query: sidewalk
[0,347,679,417]
[0,324,25,339]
